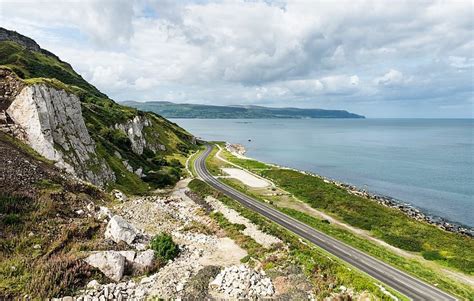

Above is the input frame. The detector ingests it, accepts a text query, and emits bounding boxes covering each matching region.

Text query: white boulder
[84,251,125,282]
[118,250,136,262]
[133,249,155,270]
[105,215,137,245]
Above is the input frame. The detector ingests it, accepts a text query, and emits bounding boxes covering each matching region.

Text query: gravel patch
[205,196,282,248]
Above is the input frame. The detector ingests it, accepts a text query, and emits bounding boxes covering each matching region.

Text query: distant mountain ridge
[121,101,365,119]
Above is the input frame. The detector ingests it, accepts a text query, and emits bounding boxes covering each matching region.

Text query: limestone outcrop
[4,82,115,186]
[115,116,151,155]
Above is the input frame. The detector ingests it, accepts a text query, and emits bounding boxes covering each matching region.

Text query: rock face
[115,116,152,155]
[84,251,126,282]
[4,83,115,186]
[105,215,138,245]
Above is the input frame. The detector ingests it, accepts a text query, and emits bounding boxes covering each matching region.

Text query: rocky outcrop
[3,82,115,186]
[115,116,152,155]
[0,68,24,110]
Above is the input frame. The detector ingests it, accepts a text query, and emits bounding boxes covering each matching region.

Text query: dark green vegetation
[0,28,197,193]
[228,156,474,276]
[188,179,404,300]
[150,233,180,262]
[121,100,365,119]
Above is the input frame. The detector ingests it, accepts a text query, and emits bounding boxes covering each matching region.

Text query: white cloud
[0,0,473,117]
[374,69,406,86]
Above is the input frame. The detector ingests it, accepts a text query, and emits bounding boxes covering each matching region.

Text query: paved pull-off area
[194,145,457,301]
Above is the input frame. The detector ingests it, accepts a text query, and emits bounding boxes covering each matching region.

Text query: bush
[177,143,190,154]
[169,159,183,168]
[99,128,131,148]
[2,213,21,225]
[150,233,179,261]
[143,167,181,188]
[151,156,167,167]
[422,250,445,261]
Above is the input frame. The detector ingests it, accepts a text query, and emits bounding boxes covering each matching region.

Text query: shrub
[177,143,190,154]
[143,167,181,188]
[169,159,183,168]
[151,156,167,167]
[422,250,445,261]
[2,214,21,225]
[381,234,423,252]
[99,128,131,148]
[150,233,180,261]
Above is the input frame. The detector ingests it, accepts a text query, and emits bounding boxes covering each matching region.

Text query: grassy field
[208,145,474,300]
[188,179,407,300]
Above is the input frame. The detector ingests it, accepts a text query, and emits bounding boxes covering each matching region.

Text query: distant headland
[120,101,365,119]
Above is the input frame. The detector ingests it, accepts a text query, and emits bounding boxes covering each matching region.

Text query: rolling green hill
[121,101,365,119]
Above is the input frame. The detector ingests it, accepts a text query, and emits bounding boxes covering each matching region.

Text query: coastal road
[194,145,457,301]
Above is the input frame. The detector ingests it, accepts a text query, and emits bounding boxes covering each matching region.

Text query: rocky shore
[225,143,474,238]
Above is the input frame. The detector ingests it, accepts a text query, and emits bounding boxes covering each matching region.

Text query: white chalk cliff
[6,83,115,186]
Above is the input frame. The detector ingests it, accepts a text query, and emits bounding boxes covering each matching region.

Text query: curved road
[194,145,457,301]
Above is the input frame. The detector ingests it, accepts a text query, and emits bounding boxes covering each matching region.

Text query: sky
[0,0,473,118]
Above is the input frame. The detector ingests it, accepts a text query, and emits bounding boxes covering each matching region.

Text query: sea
[171,118,474,227]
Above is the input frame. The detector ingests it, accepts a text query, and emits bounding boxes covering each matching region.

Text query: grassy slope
[208,145,474,300]
[0,134,112,298]
[0,40,197,193]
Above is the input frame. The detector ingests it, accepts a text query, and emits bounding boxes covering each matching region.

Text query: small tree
[150,233,179,261]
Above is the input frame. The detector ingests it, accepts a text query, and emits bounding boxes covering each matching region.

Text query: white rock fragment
[97,206,112,220]
[133,249,155,270]
[84,251,125,282]
[112,190,127,202]
[86,280,101,290]
[118,250,136,262]
[105,215,137,245]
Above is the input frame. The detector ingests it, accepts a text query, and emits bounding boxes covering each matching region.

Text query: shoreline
[224,143,474,238]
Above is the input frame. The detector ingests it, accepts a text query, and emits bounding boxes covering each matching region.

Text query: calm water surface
[172,119,474,227]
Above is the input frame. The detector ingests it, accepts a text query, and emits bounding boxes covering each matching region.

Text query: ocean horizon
[172,118,474,227]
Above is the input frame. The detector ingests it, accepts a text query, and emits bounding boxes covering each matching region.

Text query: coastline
[224,143,474,238]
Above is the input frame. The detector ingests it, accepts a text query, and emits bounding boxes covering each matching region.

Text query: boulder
[105,215,137,245]
[84,251,125,282]
[118,250,136,262]
[133,249,155,270]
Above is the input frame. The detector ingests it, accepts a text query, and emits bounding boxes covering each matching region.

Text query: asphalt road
[194,144,457,301]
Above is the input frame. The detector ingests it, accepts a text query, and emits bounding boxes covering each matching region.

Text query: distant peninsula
[120,101,365,119]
